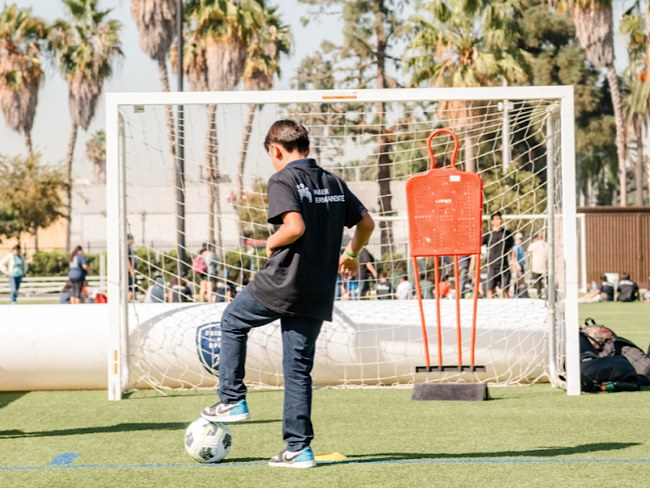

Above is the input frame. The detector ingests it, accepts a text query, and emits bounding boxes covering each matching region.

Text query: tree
[621,2,649,206]
[237,5,291,198]
[85,130,105,184]
[518,0,616,205]
[407,0,531,173]
[552,0,627,205]
[0,203,20,242]
[49,0,122,250]
[179,0,266,254]
[0,4,47,155]
[130,0,179,232]
[0,153,68,248]
[299,0,408,256]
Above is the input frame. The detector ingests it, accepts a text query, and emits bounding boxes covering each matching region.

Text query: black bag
[614,337,650,386]
[580,353,640,392]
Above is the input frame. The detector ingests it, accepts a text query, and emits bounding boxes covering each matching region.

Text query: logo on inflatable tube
[196,322,221,377]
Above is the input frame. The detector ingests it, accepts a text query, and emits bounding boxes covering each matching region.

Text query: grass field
[0,302,649,487]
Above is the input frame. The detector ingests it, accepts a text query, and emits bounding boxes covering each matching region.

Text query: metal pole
[578,213,587,293]
[546,111,558,386]
[175,0,186,275]
[501,100,511,173]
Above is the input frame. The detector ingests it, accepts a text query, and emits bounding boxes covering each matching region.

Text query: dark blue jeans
[8,276,22,303]
[218,286,322,452]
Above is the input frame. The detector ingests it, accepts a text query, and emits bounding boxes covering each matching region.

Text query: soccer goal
[106,87,579,400]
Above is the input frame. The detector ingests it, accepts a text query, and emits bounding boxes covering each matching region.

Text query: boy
[482,211,515,298]
[375,271,393,300]
[200,120,375,468]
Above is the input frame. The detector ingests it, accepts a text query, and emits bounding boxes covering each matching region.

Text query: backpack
[580,317,650,390]
[580,353,639,392]
[192,255,207,274]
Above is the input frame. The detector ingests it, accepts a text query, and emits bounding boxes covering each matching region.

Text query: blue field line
[50,453,80,465]
[2,457,650,472]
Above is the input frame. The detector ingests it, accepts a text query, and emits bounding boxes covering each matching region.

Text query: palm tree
[86,130,106,184]
[49,0,122,250]
[130,0,178,213]
[407,0,530,173]
[237,6,291,198]
[621,2,650,206]
[182,0,265,252]
[553,0,627,205]
[0,4,47,155]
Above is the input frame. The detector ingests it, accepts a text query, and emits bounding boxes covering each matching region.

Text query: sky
[0,0,634,183]
[0,0,341,182]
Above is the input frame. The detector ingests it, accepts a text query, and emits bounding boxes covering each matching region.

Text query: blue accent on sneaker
[268,446,316,469]
[201,399,251,423]
[294,447,315,463]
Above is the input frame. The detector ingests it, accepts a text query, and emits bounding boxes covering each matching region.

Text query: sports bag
[580,353,639,392]
[579,318,648,391]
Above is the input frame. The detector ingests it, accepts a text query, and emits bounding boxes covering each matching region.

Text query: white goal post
[106,86,580,400]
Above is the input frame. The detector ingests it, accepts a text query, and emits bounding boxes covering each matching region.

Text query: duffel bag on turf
[614,337,650,386]
[580,353,640,392]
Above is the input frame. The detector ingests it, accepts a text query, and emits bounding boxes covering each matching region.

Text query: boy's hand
[338,254,359,278]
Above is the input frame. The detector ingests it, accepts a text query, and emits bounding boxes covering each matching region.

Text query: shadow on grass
[0,419,280,439]
[0,392,28,411]
[332,442,641,465]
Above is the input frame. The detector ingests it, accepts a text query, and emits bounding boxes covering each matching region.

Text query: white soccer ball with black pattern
[184,418,232,463]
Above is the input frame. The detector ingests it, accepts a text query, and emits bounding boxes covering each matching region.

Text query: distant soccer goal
[106,87,579,400]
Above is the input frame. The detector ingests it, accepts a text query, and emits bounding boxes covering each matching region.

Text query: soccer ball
[184,418,232,463]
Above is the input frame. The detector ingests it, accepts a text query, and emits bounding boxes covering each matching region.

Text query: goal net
[106,87,579,400]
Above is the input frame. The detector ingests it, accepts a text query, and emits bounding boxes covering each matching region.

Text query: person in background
[193,246,212,302]
[419,271,434,299]
[579,275,615,303]
[59,280,73,304]
[213,276,236,303]
[204,242,217,299]
[375,270,393,300]
[395,275,413,300]
[617,272,640,302]
[145,275,166,303]
[127,234,137,301]
[357,247,377,299]
[68,246,89,304]
[167,276,192,303]
[527,233,548,299]
[458,255,471,297]
[482,211,516,298]
[436,274,451,299]
[0,245,28,304]
[512,232,528,297]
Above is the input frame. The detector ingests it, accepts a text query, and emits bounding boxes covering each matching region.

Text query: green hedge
[26,248,270,288]
[29,251,102,276]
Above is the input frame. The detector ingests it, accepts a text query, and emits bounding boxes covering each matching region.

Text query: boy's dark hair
[264,119,310,154]
[622,272,630,280]
[490,211,502,220]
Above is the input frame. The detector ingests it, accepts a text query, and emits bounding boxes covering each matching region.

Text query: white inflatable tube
[0,300,549,391]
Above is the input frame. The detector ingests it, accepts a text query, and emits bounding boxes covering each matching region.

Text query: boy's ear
[269,143,283,160]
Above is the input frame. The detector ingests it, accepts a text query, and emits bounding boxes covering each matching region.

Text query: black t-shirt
[248,158,367,321]
[358,248,375,282]
[482,228,514,270]
[599,281,615,301]
[617,280,638,302]
[376,280,393,300]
